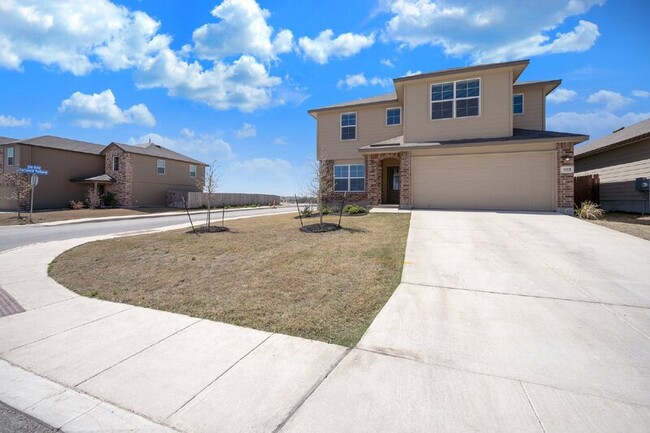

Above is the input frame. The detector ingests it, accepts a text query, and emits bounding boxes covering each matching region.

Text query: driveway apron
[282,210,650,433]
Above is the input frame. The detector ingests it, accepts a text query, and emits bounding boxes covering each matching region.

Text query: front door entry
[387,166,400,204]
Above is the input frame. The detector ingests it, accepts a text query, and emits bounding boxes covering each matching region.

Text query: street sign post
[17,165,49,223]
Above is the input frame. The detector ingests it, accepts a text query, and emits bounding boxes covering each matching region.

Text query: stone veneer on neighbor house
[104,145,134,207]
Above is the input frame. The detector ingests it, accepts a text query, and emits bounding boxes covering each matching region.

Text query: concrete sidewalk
[280,211,650,432]
[3,210,650,432]
[0,228,346,432]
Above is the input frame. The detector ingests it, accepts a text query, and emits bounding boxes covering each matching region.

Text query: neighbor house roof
[105,142,207,165]
[574,117,650,159]
[0,136,17,145]
[9,135,104,155]
[308,93,397,116]
[359,129,588,153]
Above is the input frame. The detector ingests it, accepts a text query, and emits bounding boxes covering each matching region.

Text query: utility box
[636,177,649,192]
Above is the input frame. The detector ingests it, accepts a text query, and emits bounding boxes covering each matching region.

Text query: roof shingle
[575,118,650,158]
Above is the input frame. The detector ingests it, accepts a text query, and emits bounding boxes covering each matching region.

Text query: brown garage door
[411,151,557,211]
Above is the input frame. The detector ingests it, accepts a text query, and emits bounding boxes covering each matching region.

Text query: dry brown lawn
[49,213,411,346]
[588,212,650,241]
[0,207,178,226]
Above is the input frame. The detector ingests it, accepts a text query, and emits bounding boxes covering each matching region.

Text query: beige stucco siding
[409,141,557,158]
[403,69,513,143]
[513,87,545,130]
[0,145,104,210]
[575,139,650,203]
[316,102,403,160]
[131,154,203,206]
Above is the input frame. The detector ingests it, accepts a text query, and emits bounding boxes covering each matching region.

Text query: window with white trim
[189,164,197,178]
[513,94,524,115]
[431,78,480,120]
[334,164,365,192]
[113,156,120,171]
[340,112,357,140]
[157,159,166,175]
[386,107,401,126]
[6,147,14,166]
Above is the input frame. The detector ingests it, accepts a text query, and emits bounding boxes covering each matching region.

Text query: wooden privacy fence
[574,174,600,206]
[167,190,281,209]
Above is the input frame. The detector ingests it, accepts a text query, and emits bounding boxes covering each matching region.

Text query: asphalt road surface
[0,402,57,433]
[0,206,296,252]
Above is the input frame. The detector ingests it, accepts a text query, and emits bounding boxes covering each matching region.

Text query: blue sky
[0,0,648,194]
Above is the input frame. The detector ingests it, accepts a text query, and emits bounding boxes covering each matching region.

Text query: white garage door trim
[411,150,557,211]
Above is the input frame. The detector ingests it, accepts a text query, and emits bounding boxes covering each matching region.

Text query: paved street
[0,206,295,252]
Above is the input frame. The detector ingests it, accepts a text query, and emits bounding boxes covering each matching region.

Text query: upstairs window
[386,107,401,126]
[6,147,14,166]
[513,94,524,115]
[334,164,365,192]
[340,112,357,141]
[431,78,480,120]
[189,164,197,178]
[113,156,120,171]
[157,159,166,175]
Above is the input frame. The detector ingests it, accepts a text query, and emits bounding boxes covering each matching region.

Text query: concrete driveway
[282,210,650,432]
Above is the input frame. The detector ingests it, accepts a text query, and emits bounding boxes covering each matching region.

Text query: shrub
[69,200,84,210]
[343,204,368,215]
[102,191,117,207]
[575,201,604,220]
[301,205,313,217]
[85,187,101,209]
[320,205,331,215]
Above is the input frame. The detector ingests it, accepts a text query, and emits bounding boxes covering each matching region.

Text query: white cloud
[381,58,394,67]
[0,0,169,75]
[224,157,298,194]
[587,90,632,110]
[193,0,293,61]
[405,70,422,76]
[180,128,194,138]
[273,137,286,145]
[547,88,577,103]
[0,114,31,127]
[298,29,375,64]
[337,73,392,89]
[39,122,52,130]
[0,0,287,112]
[129,131,234,161]
[632,90,650,98]
[548,111,650,141]
[381,0,604,63]
[235,122,257,139]
[59,89,155,129]
[135,52,281,112]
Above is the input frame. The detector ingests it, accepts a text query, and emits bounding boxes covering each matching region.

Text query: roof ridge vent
[613,126,625,133]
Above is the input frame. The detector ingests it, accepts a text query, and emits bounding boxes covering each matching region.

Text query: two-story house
[0,135,206,210]
[309,59,588,212]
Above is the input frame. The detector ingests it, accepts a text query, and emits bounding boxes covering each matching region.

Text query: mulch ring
[189,226,230,234]
[300,223,341,233]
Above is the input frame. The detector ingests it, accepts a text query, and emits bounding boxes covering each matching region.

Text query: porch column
[399,151,412,208]
[365,154,381,205]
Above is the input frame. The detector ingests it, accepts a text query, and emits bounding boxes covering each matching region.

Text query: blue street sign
[18,166,48,175]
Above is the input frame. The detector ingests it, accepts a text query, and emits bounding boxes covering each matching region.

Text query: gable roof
[9,135,104,155]
[105,142,207,165]
[0,136,17,145]
[575,117,650,158]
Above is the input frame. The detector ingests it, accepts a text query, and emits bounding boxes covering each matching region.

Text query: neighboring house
[575,118,650,213]
[309,59,588,212]
[0,135,206,210]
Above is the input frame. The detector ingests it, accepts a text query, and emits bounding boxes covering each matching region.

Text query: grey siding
[575,138,650,212]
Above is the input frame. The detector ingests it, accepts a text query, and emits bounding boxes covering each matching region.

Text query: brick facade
[557,142,574,211]
[320,151,412,208]
[104,145,134,207]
